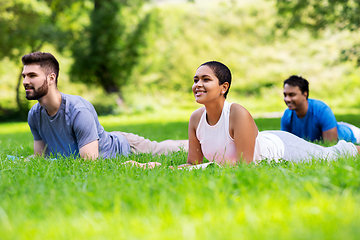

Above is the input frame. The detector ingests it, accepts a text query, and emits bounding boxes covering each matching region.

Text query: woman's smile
[194,89,206,97]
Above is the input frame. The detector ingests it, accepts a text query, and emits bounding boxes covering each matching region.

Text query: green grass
[1,112,360,239]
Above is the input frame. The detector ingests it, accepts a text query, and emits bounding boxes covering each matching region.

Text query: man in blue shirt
[281,75,360,143]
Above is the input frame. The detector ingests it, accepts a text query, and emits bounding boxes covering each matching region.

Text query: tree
[275,0,360,65]
[70,0,150,103]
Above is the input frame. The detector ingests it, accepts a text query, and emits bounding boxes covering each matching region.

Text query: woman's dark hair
[200,61,231,99]
[21,52,60,85]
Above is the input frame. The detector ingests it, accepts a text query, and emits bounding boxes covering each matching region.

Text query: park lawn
[1,112,360,239]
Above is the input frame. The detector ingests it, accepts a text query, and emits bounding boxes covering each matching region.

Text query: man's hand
[24,155,36,161]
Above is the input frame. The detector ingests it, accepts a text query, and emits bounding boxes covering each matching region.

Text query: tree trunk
[15,69,23,111]
[116,92,124,107]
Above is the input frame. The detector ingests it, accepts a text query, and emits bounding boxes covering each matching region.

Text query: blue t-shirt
[28,93,130,158]
[281,99,356,143]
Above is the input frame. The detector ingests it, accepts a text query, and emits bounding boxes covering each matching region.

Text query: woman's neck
[204,99,226,126]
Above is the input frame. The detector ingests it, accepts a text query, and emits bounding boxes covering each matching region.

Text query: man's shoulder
[62,93,88,104]
[308,99,336,126]
[28,102,42,115]
[308,98,329,109]
[308,98,333,114]
[61,93,98,125]
[62,93,94,111]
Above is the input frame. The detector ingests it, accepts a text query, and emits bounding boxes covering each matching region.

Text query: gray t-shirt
[28,93,130,158]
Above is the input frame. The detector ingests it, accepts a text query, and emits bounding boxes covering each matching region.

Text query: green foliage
[0,0,50,59]
[70,0,150,95]
[275,0,360,65]
[341,43,360,66]
[0,0,85,119]
[0,0,89,61]
[124,0,360,113]
[0,0,50,116]
[125,1,282,108]
[92,95,119,116]
[2,0,360,119]
[276,0,360,32]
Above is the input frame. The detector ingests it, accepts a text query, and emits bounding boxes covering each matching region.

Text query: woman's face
[192,65,227,104]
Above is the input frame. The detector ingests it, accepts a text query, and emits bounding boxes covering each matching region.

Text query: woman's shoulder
[229,102,254,123]
[229,103,251,115]
[229,102,258,136]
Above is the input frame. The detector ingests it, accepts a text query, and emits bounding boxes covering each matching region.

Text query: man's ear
[47,73,56,85]
[304,91,308,99]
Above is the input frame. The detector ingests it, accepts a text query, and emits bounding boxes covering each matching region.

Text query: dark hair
[200,61,232,98]
[284,75,309,99]
[21,52,60,85]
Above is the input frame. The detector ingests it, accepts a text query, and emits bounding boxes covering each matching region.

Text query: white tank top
[196,101,284,163]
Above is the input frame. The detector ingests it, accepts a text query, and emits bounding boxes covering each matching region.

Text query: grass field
[1,111,360,239]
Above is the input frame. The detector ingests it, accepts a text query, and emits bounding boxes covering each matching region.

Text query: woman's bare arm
[230,104,258,164]
[185,108,205,166]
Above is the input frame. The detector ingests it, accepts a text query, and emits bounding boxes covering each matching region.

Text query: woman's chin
[195,98,204,104]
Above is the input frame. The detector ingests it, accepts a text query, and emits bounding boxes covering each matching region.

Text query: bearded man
[22,52,187,160]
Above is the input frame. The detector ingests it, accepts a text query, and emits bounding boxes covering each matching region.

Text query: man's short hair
[284,75,309,99]
[21,52,60,85]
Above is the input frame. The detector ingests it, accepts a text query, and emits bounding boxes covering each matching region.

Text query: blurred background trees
[1,0,360,121]
[276,0,360,65]
[70,0,151,105]
[0,0,149,119]
[0,0,84,119]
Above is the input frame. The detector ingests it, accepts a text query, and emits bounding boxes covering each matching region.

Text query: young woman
[182,61,359,167]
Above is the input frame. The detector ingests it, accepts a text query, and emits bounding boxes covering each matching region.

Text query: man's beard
[26,79,49,100]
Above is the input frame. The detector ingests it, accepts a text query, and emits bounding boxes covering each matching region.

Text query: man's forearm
[323,127,338,142]
[79,140,99,160]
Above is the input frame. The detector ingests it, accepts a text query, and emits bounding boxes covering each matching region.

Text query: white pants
[265,131,358,163]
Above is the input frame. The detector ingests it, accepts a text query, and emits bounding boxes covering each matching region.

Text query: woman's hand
[122,160,161,169]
